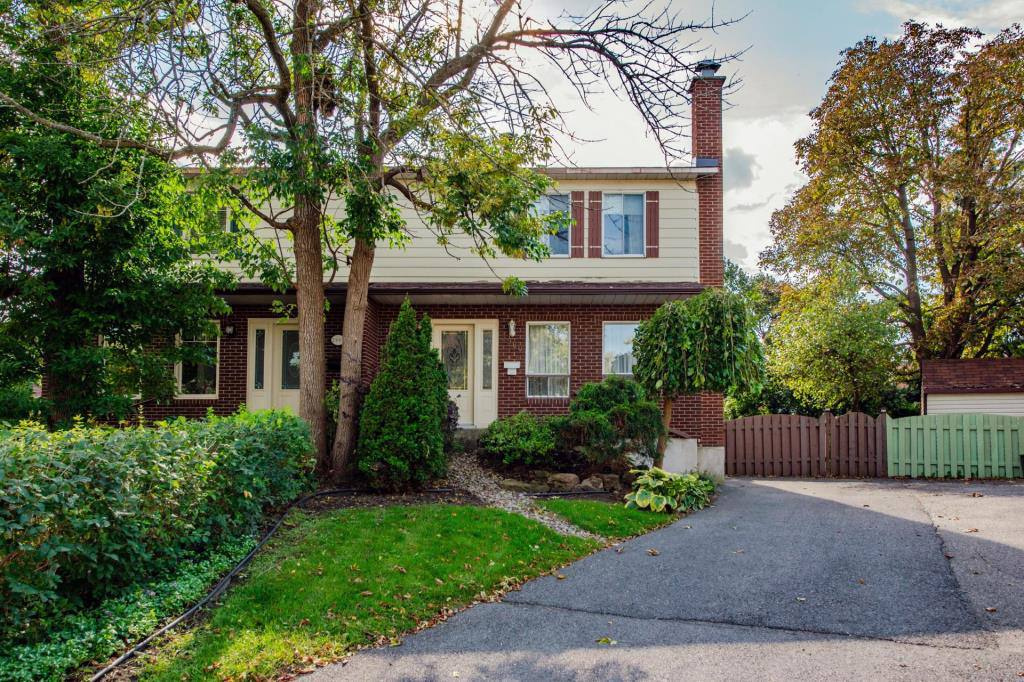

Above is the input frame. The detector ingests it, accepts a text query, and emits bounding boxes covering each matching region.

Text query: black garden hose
[89,486,456,681]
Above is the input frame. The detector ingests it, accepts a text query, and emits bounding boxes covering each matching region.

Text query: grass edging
[535,498,681,540]
[133,505,601,680]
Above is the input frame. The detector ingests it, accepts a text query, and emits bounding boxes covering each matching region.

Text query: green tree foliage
[633,289,763,465]
[722,260,809,418]
[356,299,449,490]
[0,37,233,423]
[767,275,904,413]
[764,22,1024,364]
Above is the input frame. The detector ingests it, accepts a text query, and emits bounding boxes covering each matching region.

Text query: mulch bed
[301,487,483,513]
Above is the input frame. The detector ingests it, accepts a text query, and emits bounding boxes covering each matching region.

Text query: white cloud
[860,0,1024,30]
[722,110,812,270]
[724,148,761,192]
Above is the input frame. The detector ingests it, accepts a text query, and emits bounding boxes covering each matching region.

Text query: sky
[525,0,1023,270]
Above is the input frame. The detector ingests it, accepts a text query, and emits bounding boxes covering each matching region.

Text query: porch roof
[223,281,704,306]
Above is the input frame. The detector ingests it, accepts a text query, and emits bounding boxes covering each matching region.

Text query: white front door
[434,324,474,425]
[431,320,499,428]
[248,320,301,412]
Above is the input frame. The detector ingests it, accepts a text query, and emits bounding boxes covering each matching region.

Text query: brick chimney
[690,59,725,286]
[689,60,727,450]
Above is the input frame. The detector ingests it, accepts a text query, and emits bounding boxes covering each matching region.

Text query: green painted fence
[887,414,1024,478]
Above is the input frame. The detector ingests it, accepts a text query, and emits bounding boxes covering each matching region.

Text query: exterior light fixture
[223,324,235,337]
[508,320,516,337]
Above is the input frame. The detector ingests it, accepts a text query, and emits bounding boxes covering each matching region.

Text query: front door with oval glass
[431,321,499,428]
[247,320,301,412]
[436,325,474,425]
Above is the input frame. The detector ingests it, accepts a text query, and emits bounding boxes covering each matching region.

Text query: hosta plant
[623,468,716,513]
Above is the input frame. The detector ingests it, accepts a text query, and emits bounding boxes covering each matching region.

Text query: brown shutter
[645,191,660,258]
[587,191,602,258]
[570,191,585,258]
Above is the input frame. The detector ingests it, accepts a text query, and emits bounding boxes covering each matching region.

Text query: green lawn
[138,505,598,680]
[537,498,676,539]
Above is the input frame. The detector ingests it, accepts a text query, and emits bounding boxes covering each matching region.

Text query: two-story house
[148,62,728,453]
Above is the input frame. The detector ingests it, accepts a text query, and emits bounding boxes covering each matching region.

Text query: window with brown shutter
[645,191,659,258]
[570,191,584,258]
[587,191,602,258]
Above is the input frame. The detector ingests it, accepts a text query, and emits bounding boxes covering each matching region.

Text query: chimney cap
[695,59,722,78]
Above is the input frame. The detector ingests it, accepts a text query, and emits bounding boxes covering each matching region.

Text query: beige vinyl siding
[927,393,1024,417]
[211,178,699,284]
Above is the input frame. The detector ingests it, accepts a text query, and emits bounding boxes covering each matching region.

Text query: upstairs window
[602,193,645,256]
[534,194,570,257]
[603,322,639,375]
[526,322,570,397]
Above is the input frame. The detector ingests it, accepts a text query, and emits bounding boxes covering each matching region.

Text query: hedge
[0,410,314,640]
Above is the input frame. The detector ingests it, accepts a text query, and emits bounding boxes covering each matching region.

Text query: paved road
[309,479,1024,680]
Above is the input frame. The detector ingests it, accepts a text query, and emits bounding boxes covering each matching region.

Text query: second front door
[247,320,301,412]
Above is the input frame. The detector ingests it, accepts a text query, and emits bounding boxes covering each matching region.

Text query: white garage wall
[927,393,1024,417]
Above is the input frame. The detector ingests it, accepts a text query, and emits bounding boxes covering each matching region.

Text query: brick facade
[144,301,724,446]
[376,302,723,446]
[922,359,1024,395]
[143,304,344,422]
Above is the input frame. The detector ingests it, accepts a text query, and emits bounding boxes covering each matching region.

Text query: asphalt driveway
[309,479,1024,680]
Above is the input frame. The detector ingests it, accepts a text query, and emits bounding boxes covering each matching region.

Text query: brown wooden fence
[726,411,887,478]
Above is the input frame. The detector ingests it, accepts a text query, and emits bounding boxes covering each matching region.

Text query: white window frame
[175,321,220,399]
[534,194,571,259]
[525,321,571,398]
[602,321,640,376]
[601,192,646,258]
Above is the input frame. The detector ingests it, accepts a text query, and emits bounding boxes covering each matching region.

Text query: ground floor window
[603,322,639,375]
[177,323,219,397]
[526,322,570,397]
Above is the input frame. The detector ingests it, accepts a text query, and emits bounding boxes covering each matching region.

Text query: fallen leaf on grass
[359,590,374,597]
[394,565,407,574]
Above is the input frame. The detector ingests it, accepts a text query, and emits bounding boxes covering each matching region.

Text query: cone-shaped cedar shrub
[356,299,450,490]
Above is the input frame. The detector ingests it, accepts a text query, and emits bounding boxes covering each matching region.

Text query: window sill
[175,394,219,401]
[601,253,646,258]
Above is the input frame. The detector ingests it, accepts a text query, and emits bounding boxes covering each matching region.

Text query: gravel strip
[442,453,600,539]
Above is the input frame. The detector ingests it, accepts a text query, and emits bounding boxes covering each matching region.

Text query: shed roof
[921,358,1024,394]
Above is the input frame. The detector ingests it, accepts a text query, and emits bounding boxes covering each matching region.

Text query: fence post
[876,409,887,478]
[819,410,832,477]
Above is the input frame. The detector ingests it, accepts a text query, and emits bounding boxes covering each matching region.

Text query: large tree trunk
[292,211,328,463]
[289,0,328,465]
[329,237,376,480]
[654,397,674,469]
